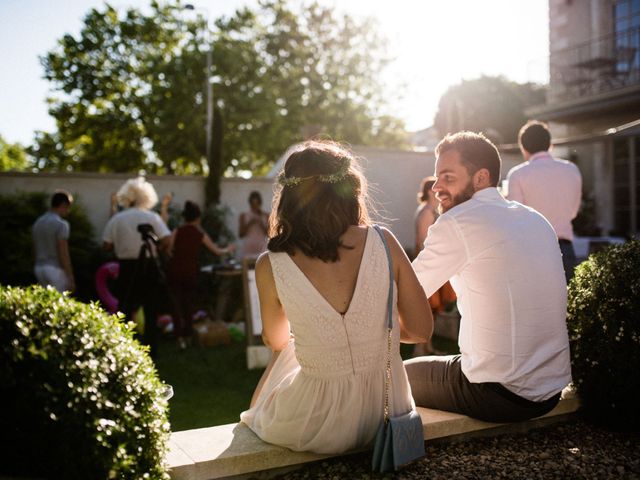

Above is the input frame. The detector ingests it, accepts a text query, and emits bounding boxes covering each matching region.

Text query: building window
[612,136,639,236]
[614,0,640,32]
[614,0,640,71]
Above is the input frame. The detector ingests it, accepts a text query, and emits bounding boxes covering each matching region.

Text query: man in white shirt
[507,120,582,283]
[103,177,171,358]
[406,132,572,422]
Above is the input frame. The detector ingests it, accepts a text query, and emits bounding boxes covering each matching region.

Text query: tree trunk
[205,106,223,205]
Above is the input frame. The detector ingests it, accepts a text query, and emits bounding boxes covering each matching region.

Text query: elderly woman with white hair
[103,177,171,358]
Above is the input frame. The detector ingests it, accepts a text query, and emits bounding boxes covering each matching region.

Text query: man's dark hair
[435,132,502,187]
[51,190,72,208]
[518,120,551,154]
[182,200,201,222]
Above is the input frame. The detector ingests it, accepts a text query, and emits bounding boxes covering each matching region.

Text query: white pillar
[593,141,613,235]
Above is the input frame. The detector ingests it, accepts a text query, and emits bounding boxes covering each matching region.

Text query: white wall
[354,146,435,249]
[0,145,519,250]
[0,171,272,244]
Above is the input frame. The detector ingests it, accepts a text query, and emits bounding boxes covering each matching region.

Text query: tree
[31,2,195,174]
[0,135,29,171]
[32,0,406,204]
[433,76,546,144]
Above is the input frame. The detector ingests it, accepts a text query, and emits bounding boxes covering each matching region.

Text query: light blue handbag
[371,225,425,473]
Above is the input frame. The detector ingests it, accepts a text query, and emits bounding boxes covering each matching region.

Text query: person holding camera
[102,177,171,358]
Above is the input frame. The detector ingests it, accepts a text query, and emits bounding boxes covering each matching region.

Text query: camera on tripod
[137,223,159,244]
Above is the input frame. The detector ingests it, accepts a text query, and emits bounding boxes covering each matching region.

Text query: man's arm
[57,238,75,292]
[412,215,467,298]
[149,211,172,254]
[506,169,525,203]
[570,166,582,220]
[158,235,172,254]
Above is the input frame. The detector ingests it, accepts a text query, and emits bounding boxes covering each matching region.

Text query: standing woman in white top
[102,177,171,358]
[240,141,432,453]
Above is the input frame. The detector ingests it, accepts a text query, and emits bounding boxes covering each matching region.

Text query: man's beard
[438,181,476,214]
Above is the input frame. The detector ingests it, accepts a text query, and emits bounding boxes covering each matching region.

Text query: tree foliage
[433,75,546,144]
[0,135,29,171]
[31,0,406,202]
[31,2,195,174]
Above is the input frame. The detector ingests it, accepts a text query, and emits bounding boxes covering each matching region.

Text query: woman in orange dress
[414,176,456,356]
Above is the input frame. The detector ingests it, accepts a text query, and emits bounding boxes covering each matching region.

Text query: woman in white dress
[240,141,433,454]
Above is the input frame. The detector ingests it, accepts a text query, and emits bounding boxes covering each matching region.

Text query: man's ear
[473,168,491,189]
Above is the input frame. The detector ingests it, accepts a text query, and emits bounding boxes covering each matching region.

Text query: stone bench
[167,388,580,480]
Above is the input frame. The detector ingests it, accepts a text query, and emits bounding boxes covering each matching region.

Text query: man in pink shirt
[507,121,582,282]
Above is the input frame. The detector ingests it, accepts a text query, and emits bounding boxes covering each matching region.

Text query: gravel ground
[276,419,640,479]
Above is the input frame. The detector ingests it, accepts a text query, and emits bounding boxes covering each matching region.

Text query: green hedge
[0,286,171,478]
[567,239,640,429]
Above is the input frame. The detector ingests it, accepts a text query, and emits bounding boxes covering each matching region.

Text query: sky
[0,0,549,146]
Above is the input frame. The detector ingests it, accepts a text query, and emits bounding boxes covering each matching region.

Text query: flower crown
[277,162,351,187]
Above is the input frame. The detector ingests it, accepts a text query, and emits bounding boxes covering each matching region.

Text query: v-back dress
[240,227,414,454]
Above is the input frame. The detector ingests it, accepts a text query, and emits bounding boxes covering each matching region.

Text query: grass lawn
[155,339,264,432]
[156,335,459,432]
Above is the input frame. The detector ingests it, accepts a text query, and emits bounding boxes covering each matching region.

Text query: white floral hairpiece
[277,162,351,187]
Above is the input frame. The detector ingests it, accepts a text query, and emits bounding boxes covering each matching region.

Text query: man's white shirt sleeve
[151,212,171,239]
[411,214,467,297]
[506,169,525,204]
[570,163,582,220]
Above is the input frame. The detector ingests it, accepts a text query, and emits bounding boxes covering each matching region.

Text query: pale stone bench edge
[169,396,581,480]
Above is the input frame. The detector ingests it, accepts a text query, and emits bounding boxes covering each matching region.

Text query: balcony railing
[549,26,640,102]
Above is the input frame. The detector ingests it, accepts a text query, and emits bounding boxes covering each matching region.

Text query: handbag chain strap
[373,225,394,424]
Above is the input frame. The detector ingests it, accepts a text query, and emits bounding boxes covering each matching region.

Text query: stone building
[527,0,640,236]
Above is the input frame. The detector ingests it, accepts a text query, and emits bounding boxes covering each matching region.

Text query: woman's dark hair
[248,191,262,205]
[435,131,502,187]
[268,141,370,262]
[417,176,436,204]
[182,200,201,222]
[519,120,551,155]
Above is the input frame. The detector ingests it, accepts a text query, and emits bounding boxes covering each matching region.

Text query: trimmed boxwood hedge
[0,286,171,479]
[567,239,640,430]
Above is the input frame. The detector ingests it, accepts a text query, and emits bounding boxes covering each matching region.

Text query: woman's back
[240,226,413,453]
[240,140,431,454]
[287,225,367,315]
[167,224,203,281]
